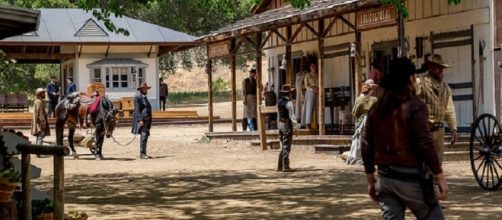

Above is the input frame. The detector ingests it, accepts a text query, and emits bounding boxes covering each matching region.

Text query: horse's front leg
[94,123,105,160]
[68,125,78,158]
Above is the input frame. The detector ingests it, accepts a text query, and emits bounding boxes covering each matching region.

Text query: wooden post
[255,33,267,150]
[397,2,407,58]
[21,153,31,220]
[318,19,326,135]
[354,31,362,101]
[231,39,237,131]
[207,46,214,132]
[286,26,293,86]
[54,155,64,220]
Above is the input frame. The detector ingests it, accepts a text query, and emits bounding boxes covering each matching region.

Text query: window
[92,68,102,83]
[138,68,145,85]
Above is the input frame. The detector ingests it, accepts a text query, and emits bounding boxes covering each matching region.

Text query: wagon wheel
[470,114,502,190]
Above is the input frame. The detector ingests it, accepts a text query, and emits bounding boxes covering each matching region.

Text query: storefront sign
[356,6,397,30]
[208,41,230,58]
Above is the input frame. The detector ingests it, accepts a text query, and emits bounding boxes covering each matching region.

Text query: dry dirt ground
[16,123,502,220]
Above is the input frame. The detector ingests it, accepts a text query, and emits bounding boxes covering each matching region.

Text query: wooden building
[199,0,499,149]
[0,8,196,109]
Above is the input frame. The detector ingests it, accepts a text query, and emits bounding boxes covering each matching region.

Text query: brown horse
[55,92,119,160]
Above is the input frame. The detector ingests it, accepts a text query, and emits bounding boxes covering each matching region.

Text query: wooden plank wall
[497,0,502,46]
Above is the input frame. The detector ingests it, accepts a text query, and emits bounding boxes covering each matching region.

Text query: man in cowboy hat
[32,88,50,147]
[242,66,258,131]
[132,82,153,159]
[277,85,301,172]
[416,54,458,164]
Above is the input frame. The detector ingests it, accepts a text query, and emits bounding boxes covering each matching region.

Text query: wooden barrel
[0,201,18,220]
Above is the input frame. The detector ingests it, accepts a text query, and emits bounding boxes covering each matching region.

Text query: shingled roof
[199,0,379,42]
[1,8,197,45]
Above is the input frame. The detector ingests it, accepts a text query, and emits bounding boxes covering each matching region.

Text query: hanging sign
[208,41,230,58]
[356,6,397,30]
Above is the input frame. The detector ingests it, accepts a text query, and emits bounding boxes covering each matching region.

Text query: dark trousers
[140,127,150,155]
[278,120,293,170]
[242,118,248,131]
[159,96,167,111]
[47,101,57,117]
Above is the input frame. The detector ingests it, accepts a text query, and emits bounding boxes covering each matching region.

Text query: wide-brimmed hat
[279,84,295,93]
[364,79,376,86]
[137,82,152,91]
[428,54,449,68]
[35,88,45,95]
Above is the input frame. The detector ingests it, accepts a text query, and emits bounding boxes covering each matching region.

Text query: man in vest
[416,54,458,163]
[242,68,257,131]
[132,82,153,159]
[277,85,301,172]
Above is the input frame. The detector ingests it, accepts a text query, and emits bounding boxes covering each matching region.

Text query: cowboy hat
[35,88,46,96]
[137,82,152,91]
[364,79,376,86]
[428,54,450,68]
[279,84,295,93]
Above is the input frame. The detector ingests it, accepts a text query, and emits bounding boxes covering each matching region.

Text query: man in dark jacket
[66,77,77,96]
[132,82,152,159]
[277,85,300,172]
[47,76,60,118]
[159,78,169,111]
[361,58,448,219]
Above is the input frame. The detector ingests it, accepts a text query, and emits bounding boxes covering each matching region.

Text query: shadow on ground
[34,168,502,219]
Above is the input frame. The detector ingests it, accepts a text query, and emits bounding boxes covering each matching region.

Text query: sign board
[208,41,230,58]
[356,6,397,30]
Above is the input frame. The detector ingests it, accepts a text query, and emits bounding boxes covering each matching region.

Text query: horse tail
[54,101,65,146]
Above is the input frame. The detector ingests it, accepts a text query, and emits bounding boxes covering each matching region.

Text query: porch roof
[0,5,40,40]
[87,58,147,68]
[198,0,379,43]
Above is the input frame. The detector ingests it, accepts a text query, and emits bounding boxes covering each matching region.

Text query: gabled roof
[0,5,40,39]
[199,0,379,42]
[1,8,196,45]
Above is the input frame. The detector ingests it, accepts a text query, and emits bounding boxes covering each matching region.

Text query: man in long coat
[132,82,153,159]
[32,88,50,146]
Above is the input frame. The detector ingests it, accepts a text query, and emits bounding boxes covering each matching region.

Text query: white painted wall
[73,49,160,109]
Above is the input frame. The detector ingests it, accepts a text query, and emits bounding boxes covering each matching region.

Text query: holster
[419,169,438,207]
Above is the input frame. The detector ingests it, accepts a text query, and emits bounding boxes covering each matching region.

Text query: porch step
[205,129,320,141]
[314,144,350,154]
[250,136,352,147]
[444,151,470,161]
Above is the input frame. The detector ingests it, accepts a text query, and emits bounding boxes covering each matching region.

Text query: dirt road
[18,124,502,219]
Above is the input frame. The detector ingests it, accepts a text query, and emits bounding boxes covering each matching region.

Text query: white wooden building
[0,8,196,109]
[202,0,501,135]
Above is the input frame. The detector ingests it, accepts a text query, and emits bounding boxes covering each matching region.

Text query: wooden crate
[111,100,121,110]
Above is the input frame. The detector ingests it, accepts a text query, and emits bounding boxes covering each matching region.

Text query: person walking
[66,77,77,96]
[159,77,169,111]
[32,88,50,147]
[302,62,318,129]
[46,76,60,118]
[277,85,300,172]
[361,57,448,219]
[132,82,153,159]
[416,54,457,163]
[242,68,257,131]
[347,79,377,165]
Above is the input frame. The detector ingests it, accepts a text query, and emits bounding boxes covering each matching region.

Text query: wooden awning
[198,0,379,43]
[0,5,40,39]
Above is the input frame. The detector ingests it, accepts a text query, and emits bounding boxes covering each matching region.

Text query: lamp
[279,54,287,70]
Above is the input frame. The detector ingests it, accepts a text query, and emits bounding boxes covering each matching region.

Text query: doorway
[371,40,399,77]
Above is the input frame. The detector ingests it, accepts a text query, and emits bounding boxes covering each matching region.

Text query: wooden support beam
[318,19,326,135]
[255,33,266,150]
[260,31,273,49]
[78,45,83,57]
[272,29,287,43]
[21,153,31,220]
[54,155,64,220]
[207,47,214,132]
[106,45,111,58]
[286,26,292,86]
[289,24,304,43]
[304,22,319,37]
[231,39,237,131]
[5,53,75,60]
[337,15,356,31]
[17,144,70,155]
[322,18,337,37]
[245,36,257,47]
[354,31,362,101]
[233,36,245,53]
